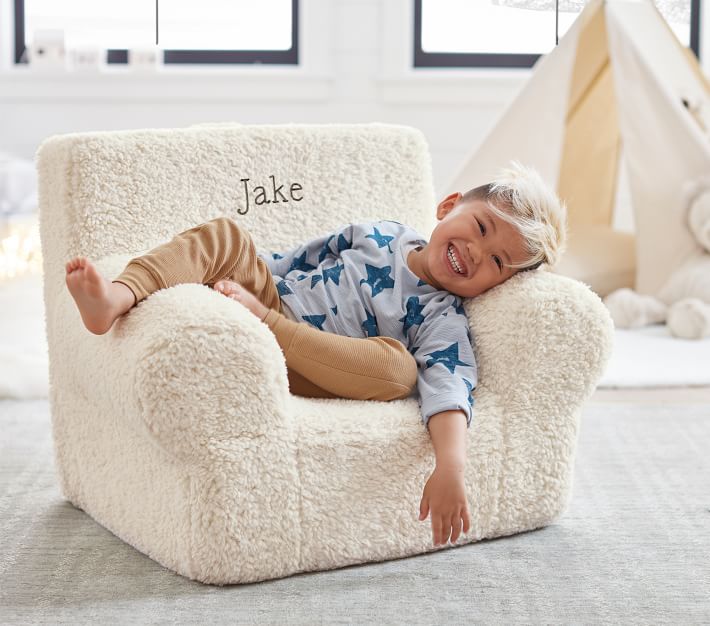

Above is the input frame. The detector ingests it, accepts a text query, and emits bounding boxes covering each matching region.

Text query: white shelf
[0,68,334,102]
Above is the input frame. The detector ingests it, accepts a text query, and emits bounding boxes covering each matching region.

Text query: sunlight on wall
[0,215,42,281]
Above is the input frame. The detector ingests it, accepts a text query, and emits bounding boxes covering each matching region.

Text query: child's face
[411,192,529,298]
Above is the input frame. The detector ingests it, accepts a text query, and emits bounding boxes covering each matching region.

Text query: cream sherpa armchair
[37,123,613,585]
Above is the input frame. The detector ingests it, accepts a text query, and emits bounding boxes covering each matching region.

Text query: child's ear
[436,192,462,220]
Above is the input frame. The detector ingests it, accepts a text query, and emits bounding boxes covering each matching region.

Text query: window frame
[413,0,702,68]
[14,0,299,65]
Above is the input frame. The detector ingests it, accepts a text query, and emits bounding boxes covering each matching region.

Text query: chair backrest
[36,123,436,306]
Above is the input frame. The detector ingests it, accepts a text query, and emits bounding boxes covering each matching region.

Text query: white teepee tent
[445,0,710,303]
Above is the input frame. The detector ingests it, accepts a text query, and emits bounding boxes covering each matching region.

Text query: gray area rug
[1,400,708,625]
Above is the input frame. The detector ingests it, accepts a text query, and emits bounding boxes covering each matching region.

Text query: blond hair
[461,161,568,272]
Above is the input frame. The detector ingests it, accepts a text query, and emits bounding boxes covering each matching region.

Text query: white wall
[0,0,708,198]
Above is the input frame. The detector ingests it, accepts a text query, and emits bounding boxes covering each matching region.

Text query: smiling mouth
[446,244,466,276]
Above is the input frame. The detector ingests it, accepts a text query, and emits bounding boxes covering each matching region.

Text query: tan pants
[112,217,418,401]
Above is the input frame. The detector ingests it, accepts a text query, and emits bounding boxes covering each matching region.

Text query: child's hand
[213,280,270,321]
[418,466,471,546]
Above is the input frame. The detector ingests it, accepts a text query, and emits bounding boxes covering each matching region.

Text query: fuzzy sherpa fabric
[36,123,613,585]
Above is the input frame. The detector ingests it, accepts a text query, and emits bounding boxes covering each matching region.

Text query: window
[414,0,700,68]
[14,0,298,65]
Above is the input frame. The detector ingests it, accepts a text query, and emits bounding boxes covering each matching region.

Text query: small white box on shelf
[68,46,102,73]
[128,48,162,72]
[27,29,67,71]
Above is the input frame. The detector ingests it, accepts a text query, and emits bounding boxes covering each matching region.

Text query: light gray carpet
[1,399,708,625]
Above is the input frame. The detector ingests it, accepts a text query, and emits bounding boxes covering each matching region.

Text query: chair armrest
[134,285,294,462]
[465,270,614,524]
[468,270,613,406]
[56,275,292,464]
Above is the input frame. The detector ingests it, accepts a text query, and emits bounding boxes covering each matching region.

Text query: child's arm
[427,409,467,467]
[409,305,476,546]
[418,409,472,547]
[409,303,477,431]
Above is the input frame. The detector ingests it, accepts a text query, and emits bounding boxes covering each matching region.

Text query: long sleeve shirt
[257,220,477,428]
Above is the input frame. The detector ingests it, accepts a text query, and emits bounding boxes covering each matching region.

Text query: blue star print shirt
[256,220,477,429]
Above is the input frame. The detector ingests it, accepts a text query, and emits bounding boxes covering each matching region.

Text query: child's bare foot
[65,256,135,335]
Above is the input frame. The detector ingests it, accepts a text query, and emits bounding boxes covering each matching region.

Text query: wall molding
[0,68,333,102]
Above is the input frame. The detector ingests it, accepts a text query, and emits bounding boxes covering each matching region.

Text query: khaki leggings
[112,216,418,401]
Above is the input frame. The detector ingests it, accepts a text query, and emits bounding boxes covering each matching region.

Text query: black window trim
[413,0,701,68]
[14,0,299,65]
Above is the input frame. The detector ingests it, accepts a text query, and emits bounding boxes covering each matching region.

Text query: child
[65,161,567,548]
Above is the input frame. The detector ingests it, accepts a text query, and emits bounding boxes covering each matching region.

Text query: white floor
[598,325,710,388]
[0,273,48,399]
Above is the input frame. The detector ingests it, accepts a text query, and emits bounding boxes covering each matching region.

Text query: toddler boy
[65,161,567,548]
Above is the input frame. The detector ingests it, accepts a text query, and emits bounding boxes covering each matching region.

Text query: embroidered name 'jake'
[238,175,304,214]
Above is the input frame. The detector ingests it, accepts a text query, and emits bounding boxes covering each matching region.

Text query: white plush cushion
[37,123,613,585]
